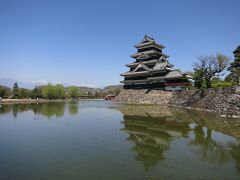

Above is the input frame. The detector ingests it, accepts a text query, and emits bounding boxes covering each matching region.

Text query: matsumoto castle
[120,35,191,91]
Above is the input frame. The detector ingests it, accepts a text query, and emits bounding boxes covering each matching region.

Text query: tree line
[0,83,88,99]
[0,83,122,99]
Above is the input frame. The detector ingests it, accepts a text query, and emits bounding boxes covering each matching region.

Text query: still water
[0,101,240,180]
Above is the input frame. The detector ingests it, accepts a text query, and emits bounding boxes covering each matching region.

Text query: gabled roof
[140,35,154,43]
[126,59,158,67]
[134,35,165,49]
[152,61,169,70]
[132,62,151,72]
[165,70,184,79]
[152,56,174,70]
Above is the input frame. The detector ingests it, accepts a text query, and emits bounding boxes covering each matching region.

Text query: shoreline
[0,99,66,104]
[114,102,240,119]
[0,98,105,105]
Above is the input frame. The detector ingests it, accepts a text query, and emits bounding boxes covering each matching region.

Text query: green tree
[31,86,43,99]
[211,77,232,88]
[67,86,80,98]
[87,91,93,96]
[192,69,205,88]
[19,88,31,98]
[42,83,58,99]
[55,84,66,99]
[228,45,240,85]
[12,82,20,99]
[68,103,78,115]
[94,91,101,98]
[193,54,230,88]
[225,73,235,83]
[0,85,11,98]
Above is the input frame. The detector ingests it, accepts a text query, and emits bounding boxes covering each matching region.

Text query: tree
[228,45,240,85]
[42,83,58,99]
[12,82,20,99]
[19,88,31,98]
[31,86,43,99]
[211,77,232,88]
[42,84,67,99]
[67,86,80,99]
[0,85,11,98]
[87,91,93,96]
[13,82,18,90]
[193,54,230,88]
[192,69,204,88]
[55,84,66,99]
[94,91,101,98]
[225,73,235,83]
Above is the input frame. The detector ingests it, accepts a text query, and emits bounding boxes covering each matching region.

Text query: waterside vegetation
[191,46,240,89]
[0,83,122,100]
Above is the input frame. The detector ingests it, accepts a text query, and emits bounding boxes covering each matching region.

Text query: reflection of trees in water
[120,105,240,173]
[121,114,190,171]
[229,139,240,172]
[0,103,66,118]
[189,125,230,164]
[0,105,11,115]
[68,102,79,115]
[12,104,38,118]
[178,108,240,138]
[38,103,65,118]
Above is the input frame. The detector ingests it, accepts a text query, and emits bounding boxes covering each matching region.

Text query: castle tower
[120,35,190,90]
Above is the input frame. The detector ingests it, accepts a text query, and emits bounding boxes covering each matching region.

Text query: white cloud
[33,79,48,85]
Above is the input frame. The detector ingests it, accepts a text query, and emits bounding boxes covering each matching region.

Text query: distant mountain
[77,84,123,96]
[0,78,36,89]
[102,85,123,92]
[78,86,102,94]
[0,78,70,89]
[102,84,123,95]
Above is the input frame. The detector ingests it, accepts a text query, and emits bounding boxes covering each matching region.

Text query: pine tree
[228,46,240,85]
[12,82,20,99]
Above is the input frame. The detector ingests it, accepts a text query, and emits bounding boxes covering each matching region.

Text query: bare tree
[193,54,230,88]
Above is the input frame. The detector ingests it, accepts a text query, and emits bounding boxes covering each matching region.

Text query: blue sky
[0,0,239,87]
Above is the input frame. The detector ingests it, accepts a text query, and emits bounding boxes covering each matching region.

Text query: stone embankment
[114,89,172,104]
[114,86,240,117]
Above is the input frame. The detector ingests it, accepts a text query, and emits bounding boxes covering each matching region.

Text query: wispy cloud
[33,79,48,85]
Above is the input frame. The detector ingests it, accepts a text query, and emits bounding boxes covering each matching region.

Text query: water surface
[0,101,240,180]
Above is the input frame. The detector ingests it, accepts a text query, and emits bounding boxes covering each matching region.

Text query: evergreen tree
[19,88,31,98]
[228,46,240,85]
[31,86,43,99]
[0,86,11,98]
[12,82,20,99]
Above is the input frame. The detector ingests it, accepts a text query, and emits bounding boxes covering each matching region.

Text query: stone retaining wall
[114,89,172,104]
[114,86,240,116]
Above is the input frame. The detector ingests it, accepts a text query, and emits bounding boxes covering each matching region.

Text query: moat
[0,101,240,179]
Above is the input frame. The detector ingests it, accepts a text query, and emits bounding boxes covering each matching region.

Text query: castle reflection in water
[118,105,240,172]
